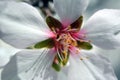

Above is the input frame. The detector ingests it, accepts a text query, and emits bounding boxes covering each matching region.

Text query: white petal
[0,1,51,48]
[54,0,89,26]
[0,40,20,68]
[62,56,96,80]
[1,49,64,80]
[61,51,117,80]
[83,51,118,80]
[83,9,120,49]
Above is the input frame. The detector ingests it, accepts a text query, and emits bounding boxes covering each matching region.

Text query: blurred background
[0,0,120,79]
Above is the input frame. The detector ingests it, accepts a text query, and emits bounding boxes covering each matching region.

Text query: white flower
[0,0,120,80]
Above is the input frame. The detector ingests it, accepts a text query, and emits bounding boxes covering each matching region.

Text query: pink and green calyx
[28,16,92,71]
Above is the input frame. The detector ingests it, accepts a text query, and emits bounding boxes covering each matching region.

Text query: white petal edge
[83,9,120,49]
[0,1,51,48]
[0,40,20,68]
[1,48,66,80]
[61,51,118,80]
[53,0,89,26]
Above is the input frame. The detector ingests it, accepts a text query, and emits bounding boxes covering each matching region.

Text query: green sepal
[52,55,61,72]
[34,38,54,49]
[77,41,93,50]
[52,62,61,72]
[70,16,83,31]
[46,16,62,32]
[52,50,70,71]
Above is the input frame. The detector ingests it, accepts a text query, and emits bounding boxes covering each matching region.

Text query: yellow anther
[72,40,78,46]
[80,58,83,60]
[80,56,89,60]
[62,50,67,58]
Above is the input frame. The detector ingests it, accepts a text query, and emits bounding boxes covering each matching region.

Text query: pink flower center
[54,29,78,52]
[51,26,86,68]
[44,16,92,71]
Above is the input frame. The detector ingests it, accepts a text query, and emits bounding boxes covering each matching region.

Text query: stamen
[53,31,78,69]
[57,49,63,61]
[80,57,89,60]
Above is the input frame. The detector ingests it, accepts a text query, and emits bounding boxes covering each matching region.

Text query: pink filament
[71,29,86,40]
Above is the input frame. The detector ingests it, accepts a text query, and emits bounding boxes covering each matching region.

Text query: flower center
[28,16,93,71]
[56,32,77,50]
[51,28,79,71]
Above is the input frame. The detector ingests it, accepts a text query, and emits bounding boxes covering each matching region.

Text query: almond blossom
[0,0,120,80]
